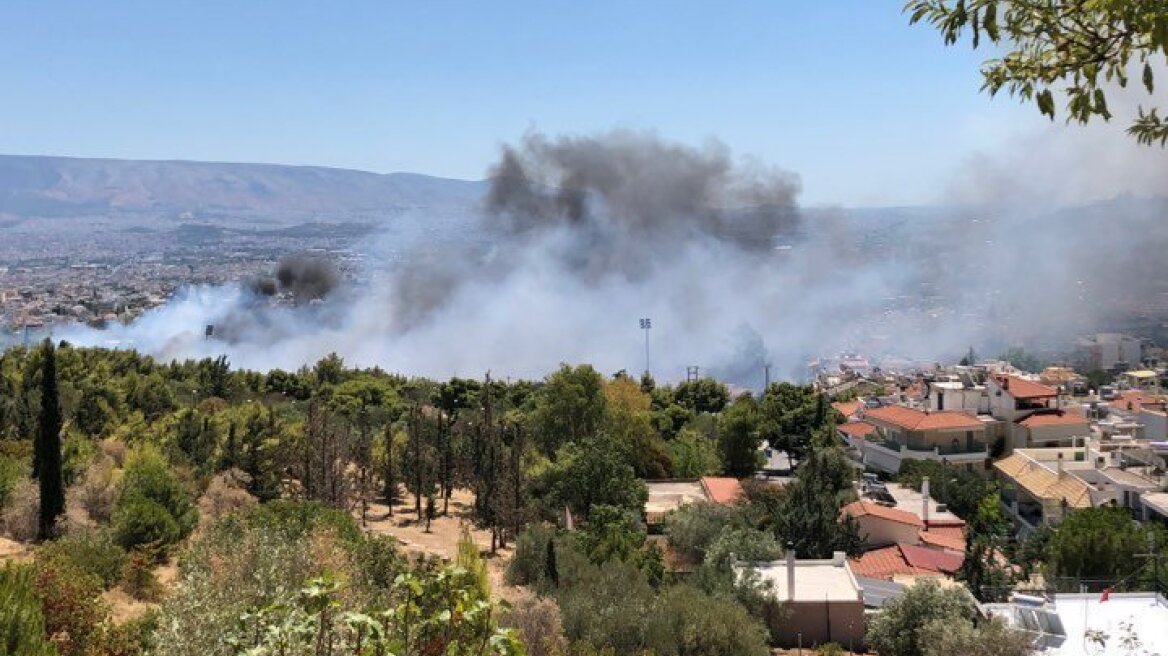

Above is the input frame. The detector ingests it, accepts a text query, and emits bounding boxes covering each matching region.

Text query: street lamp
[639,318,651,376]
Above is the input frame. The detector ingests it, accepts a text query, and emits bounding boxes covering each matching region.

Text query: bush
[33,557,107,656]
[196,469,256,525]
[507,523,559,588]
[817,643,846,656]
[121,549,162,602]
[73,456,120,523]
[502,597,569,656]
[867,580,979,656]
[0,563,56,656]
[36,529,127,589]
[663,502,745,563]
[112,446,196,551]
[0,454,23,511]
[1,480,40,543]
[112,498,181,552]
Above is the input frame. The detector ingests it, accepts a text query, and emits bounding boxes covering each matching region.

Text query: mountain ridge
[0,153,488,219]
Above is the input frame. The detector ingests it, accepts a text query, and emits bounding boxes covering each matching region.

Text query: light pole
[639,318,651,376]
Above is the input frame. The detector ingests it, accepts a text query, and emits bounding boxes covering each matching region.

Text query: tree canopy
[907,0,1168,145]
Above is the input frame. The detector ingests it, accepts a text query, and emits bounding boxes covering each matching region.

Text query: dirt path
[0,536,32,564]
[356,488,530,604]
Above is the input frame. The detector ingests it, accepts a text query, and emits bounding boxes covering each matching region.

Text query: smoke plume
[49,127,1168,386]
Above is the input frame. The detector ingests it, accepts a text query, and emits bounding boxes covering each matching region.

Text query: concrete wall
[777,601,866,649]
[1024,423,1088,448]
[855,514,920,548]
[1141,409,1168,440]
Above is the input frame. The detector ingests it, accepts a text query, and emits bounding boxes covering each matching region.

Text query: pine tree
[34,339,64,540]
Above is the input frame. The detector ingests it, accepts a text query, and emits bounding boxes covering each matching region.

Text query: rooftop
[993,453,1093,508]
[842,499,924,527]
[699,477,744,504]
[1018,411,1091,429]
[987,593,1168,656]
[863,405,983,431]
[738,552,863,603]
[838,421,876,439]
[850,543,963,580]
[832,400,863,418]
[994,375,1058,400]
[883,482,965,526]
[1142,491,1168,517]
[644,480,708,521]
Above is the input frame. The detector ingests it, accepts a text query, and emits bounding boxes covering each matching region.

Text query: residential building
[986,375,1059,424]
[1075,333,1144,372]
[736,551,865,649]
[1120,369,1160,392]
[1014,411,1091,449]
[985,592,1168,656]
[643,477,744,527]
[856,404,992,473]
[994,449,1093,532]
[842,500,923,547]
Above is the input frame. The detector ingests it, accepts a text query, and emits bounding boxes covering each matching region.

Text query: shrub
[0,454,23,511]
[36,529,127,588]
[120,549,162,602]
[196,469,256,525]
[73,456,120,523]
[112,498,181,552]
[663,502,745,563]
[0,563,56,656]
[817,643,846,656]
[1,479,40,543]
[112,446,196,551]
[33,557,107,656]
[502,597,569,656]
[507,523,559,588]
[867,579,979,656]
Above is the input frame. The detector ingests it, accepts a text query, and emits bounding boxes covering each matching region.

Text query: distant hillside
[0,154,487,219]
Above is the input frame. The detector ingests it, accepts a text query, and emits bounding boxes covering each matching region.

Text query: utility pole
[639,318,652,376]
[686,365,700,382]
[764,363,772,390]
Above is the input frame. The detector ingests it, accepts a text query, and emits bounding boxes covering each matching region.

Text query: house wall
[777,601,866,649]
[1140,409,1168,441]
[861,442,903,474]
[1024,424,1088,448]
[854,515,920,548]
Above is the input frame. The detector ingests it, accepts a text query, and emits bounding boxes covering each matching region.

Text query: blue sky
[0,1,1043,206]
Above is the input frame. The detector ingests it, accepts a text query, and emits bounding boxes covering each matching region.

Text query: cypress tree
[545,538,558,587]
[35,339,64,540]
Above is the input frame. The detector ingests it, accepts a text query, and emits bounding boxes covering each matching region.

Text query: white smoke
[52,127,1168,386]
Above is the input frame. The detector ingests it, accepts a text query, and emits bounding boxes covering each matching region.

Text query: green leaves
[906,0,1168,146]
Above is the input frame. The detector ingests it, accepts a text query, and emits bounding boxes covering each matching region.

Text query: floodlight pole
[639,318,652,377]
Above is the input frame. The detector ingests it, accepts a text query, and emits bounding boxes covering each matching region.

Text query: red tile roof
[700,477,744,504]
[1117,390,1167,414]
[899,543,964,573]
[832,400,863,418]
[838,421,876,439]
[1018,411,1090,429]
[850,543,962,579]
[863,405,983,431]
[842,500,924,527]
[919,529,966,552]
[995,375,1057,400]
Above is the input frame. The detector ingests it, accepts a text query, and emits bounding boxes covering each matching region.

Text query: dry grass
[357,487,530,604]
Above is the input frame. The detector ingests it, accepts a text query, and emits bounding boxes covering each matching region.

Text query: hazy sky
[0,1,1063,206]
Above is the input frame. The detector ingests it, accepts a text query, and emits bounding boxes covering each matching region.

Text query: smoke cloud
[51,127,1168,387]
